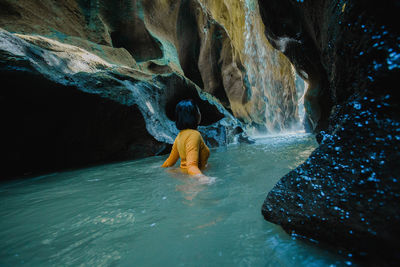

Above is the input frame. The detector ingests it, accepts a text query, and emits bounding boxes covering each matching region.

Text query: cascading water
[243,0,302,133]
[295,71,308,126]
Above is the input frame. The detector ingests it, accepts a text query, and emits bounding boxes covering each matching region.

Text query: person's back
[161,99,212,182]
[162,128,209,175]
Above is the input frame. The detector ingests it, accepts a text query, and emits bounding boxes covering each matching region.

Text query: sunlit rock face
[139,0,299,131]
[259,0,400,262]
[198,0,299,132]
[0,29,239,178]
[0,0,299,178]
[0,0,253,179]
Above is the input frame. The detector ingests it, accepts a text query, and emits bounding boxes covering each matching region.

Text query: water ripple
[0,134,353,266]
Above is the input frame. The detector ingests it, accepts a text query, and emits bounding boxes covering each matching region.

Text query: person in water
[162,99,211,181]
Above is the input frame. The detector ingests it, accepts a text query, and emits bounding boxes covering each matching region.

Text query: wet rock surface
[0,0,297,179]
[0,28,240,179]
[1,70,167,179]
[0,0,299,130]
[198,0,299,131]
[259,0,400,263]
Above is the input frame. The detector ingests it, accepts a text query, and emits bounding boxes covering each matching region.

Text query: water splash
[295,71,308,124]
[243,0,300,133]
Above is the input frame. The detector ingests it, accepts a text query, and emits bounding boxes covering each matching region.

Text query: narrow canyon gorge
[0,0,399,265]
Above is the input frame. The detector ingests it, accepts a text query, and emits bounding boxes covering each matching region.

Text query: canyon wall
[0,0,298,178]
[259,0,400,263]
[198,0,299,131]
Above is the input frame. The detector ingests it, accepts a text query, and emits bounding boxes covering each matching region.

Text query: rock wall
[0,0,298,178]
[198,0,299,131]
[259,0,400,263]
[0,28,238,178]
[0,0,299,127]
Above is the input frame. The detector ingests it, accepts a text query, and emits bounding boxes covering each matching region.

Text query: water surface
[0,133,354,266]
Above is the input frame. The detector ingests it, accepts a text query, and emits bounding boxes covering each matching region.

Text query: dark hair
[175,99,200,130]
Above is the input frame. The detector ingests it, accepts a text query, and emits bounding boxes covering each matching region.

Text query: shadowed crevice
[0,70,167,180]
[177,0,204,88]
[162,77,224,126]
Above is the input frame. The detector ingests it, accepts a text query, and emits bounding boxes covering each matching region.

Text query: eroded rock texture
[1,0,300,179]
[259,0,400,263]
[198,0,299,131]
[0,29,236,178]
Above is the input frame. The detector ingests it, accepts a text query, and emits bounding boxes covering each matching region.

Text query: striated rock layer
[0,0,300,179]
[198,0,299,131]
[0,0,299,127]
[0,29,239,178]
[259,0,400,263]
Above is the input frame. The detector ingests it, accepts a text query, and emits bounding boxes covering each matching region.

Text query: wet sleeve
[161,140,179,167]
[199,138,210,170]
[186,133,202,175]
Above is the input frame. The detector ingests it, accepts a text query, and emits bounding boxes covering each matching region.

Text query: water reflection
[166,168,209,202]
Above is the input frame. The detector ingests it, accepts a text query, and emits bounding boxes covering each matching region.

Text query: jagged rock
[0,28,240,179]
[259,0,400,263]
[138,0,299,130]
[198,0,299,131]
[0,0,300,132]
[0,0,300,178]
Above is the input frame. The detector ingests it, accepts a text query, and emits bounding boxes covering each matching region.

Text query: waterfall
[243,0,301,133]
[295,72,307,125]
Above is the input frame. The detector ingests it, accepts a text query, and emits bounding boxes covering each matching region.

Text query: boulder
[259,0,400,262]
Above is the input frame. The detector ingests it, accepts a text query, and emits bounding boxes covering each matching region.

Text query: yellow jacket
[161,129,210,175]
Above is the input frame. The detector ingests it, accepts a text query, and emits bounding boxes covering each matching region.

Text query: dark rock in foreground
[262,89,400,262]
[258,0,400,263]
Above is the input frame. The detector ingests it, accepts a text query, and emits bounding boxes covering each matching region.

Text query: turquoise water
[0,133,354,266]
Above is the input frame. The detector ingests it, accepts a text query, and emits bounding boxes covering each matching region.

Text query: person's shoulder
[183,129,202,140]
[188,129,201,137]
